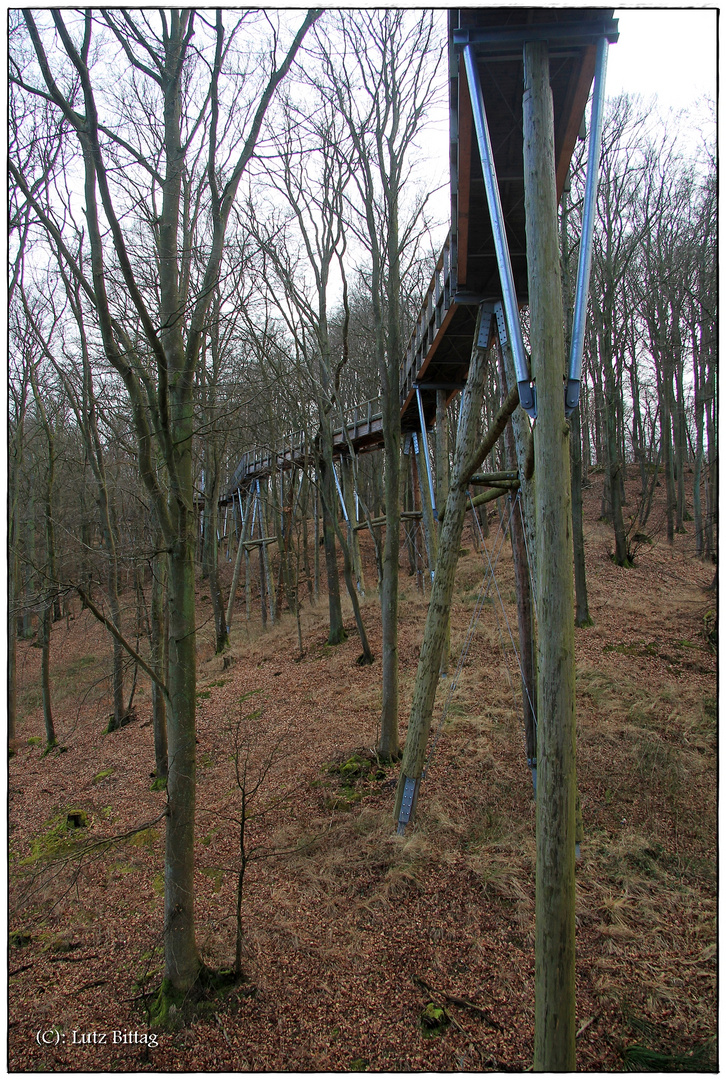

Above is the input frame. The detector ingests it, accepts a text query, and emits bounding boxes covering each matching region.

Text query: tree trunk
[151,545,169,781]
[21,489,35,640]
[692,343,705,558]
[394,308,519,822]
[672,303,687,533]
[300,467,314,601]
[603,345,630,565]
[206,449,229,653]
[660,358,677,544]
[40,601,56,748]
[318,449,346,645]
[165,527,200,990]
[394,319,494,819]
[378,413,402,760]
[523,42,577,1071]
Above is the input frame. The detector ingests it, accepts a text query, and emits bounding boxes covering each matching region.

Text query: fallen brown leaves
[8,474,717,1072]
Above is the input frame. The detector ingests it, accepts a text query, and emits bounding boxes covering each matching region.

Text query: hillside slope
[9,475,717,1072]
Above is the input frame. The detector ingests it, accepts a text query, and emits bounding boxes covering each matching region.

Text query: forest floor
[8,471,718,1073]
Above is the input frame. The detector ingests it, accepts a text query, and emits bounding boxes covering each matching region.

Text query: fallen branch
[215,1013,232,1047]
[76,587,169,697]
[413,974,500,1031]
[75,979,108,992]
[576,1014,599,1039]
[49,953,99,963]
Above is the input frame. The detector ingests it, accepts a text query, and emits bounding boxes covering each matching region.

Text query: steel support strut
[463,44,535,419]
[333,463,348,523]
[414,385,438,520]
[566,35,609,417]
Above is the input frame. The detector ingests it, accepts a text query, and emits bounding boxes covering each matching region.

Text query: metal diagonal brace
[566,35,609,417]
[462,45,536,420]
[414,385,438,521]
[333,462,349,523]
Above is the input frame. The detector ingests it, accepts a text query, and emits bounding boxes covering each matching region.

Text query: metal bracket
[494,302,508,349]
[494,300,536,420]
[528,757,537,797]
[476,302,496,348]
[396,775,420,836]
[453,19,619,53]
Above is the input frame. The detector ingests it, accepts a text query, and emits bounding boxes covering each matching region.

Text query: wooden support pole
[523,40,577,1072]
[260,480,277,624]
[243,489,254,622]
[394,311,494,823]
[468,484,519,511]
[410,446,424,592]
[394,306,520,826]
[435,389,451,675]
[470,471,518,484]
[435,389,450,511]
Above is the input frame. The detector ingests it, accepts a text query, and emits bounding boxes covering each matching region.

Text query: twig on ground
[215,1012,232,1046]
[413,974,500,1030]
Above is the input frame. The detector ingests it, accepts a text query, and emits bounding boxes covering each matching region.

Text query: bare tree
[318,10,444,758]
[10,8,319,997]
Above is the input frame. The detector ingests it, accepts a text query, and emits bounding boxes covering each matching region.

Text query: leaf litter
[9,475,717,1071]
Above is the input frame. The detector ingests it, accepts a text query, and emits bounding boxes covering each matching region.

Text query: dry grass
[9,481,717,1072]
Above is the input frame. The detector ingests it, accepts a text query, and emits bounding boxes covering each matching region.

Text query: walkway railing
[225,397,383,496]
[226,228,458,498]
[399,232,457,406]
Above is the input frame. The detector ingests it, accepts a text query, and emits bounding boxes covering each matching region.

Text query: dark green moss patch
[148,967,248,1031]
[22,808,89,865]
[318,750,395,811]
[419,1002,451,1036]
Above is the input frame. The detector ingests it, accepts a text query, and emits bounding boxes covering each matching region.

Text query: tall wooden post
[522,41,577,1072]
[435,389,451,674]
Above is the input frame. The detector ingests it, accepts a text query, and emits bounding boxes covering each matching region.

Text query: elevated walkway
[225,8,615,498]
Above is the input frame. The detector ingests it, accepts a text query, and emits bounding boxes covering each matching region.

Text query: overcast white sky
[608,7,717,110]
